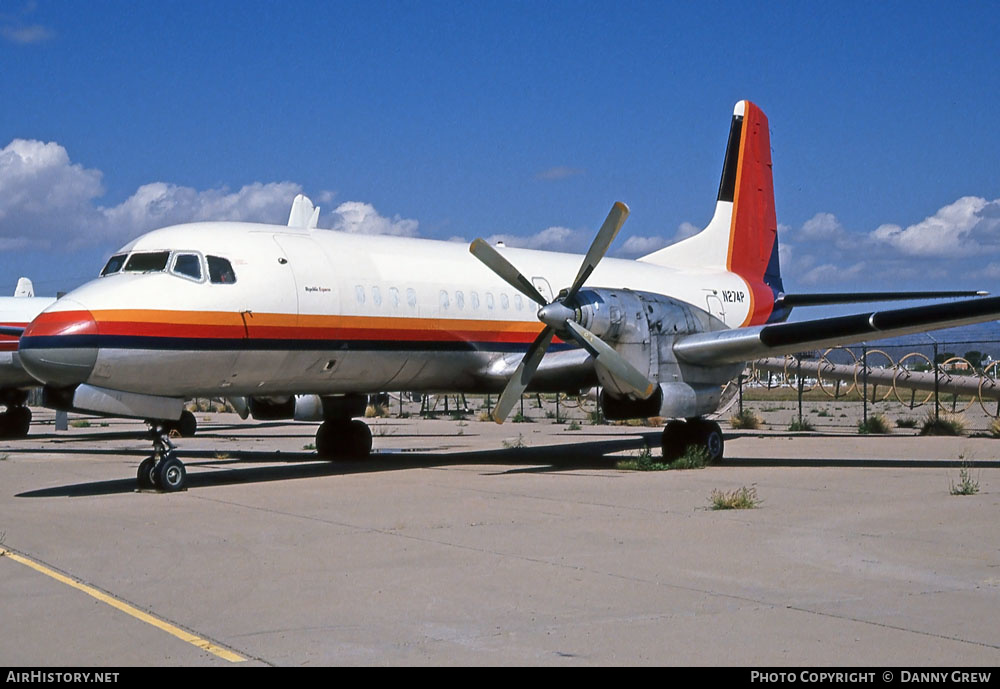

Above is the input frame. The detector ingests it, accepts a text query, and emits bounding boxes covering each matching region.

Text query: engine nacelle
[247,393,369,421]
[577,288,743,419]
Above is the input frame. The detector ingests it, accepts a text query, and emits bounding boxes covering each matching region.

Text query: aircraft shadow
[14,431,999,498]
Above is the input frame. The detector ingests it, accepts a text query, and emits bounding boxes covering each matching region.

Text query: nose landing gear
[137,423,188,492]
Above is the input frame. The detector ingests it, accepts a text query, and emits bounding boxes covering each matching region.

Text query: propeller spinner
[470,202,657,423]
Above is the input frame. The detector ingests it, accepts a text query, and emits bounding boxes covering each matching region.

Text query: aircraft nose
[19,301,99,387]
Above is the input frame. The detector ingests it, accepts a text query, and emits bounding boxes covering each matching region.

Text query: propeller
[470,202,657,423]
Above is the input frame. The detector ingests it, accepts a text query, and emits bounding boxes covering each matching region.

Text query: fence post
[738,372,744,417]
[797,355,803,426]
[862,345,868,428]
[933,342,940,422]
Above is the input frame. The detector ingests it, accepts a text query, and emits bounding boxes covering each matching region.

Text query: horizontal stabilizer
[775,290,987,309]
[674,295,1000,365]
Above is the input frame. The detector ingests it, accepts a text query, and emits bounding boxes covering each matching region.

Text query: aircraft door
[705,291,726,323]
[531,277,554,303]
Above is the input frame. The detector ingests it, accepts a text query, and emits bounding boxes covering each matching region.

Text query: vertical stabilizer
[638,101,783,324]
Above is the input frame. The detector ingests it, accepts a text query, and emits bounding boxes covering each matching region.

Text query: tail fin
[639,101,784,324]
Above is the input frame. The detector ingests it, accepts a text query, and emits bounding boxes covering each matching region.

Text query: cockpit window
[101,254,127,276]
[207,256,237,284]
[172,253,203,280]
[123,251,170,273]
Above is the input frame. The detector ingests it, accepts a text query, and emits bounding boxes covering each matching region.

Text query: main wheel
[661,420,690,462]
[316,420,373,459]
[137,456,157,489]
[155,455,187,492]
[347,419,373,458]
[7,407,31,438]
[176,410,197,437]
[689,418,724,462]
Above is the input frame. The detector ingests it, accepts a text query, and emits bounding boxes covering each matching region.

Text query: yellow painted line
[0,547,246,662]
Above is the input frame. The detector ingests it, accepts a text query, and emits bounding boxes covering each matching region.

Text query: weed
[950,461,980,496]
[365,403,389,418]
[788,418,814,432]
[302,443,316,451]
[616,444,709,471]
[476,410,492,422]
[69,420,91,428]
[857,413,892,435]
[373,425,396,437]
[989,418,1000,438]
[512,412,532,423]
[896,417,918,429]
[0,453,8,461]
[710,485,761,510]
[213,452,231,460]
[450,411,468,421]
[920,413,966,436]
[729,409,761,430]
[589,410,605,425]
[502,434,526,449]
[566,420,582,431]
[816,409,832,417]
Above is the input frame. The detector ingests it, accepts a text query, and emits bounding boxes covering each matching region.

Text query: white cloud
[484,226,582,252]
[0,138,427,249]
[869,196,1000,258]
[329,201,419,237]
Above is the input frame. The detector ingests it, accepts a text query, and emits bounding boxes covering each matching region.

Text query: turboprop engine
[470,202,742,423]
[571,287,743,420]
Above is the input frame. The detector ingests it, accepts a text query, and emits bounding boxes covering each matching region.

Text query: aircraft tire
[155,455,187,492]
[8,407,31,438]
[177,410,197,437]
[137,456,157,489]
[689,418,724,462]
[348,420,373,458]
[661,420,689,462]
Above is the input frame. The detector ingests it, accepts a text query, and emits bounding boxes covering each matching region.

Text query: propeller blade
[565,201,630,301]
[469,238,548,306]
[492,326,555,423]
[564,320,656,399]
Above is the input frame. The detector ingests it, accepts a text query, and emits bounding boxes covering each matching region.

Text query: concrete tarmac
[1,410,999,666]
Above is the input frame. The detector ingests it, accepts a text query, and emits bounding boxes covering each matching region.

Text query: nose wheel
[137,424,188,492]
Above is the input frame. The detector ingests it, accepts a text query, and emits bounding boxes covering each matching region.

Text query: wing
[673,296,1000,365]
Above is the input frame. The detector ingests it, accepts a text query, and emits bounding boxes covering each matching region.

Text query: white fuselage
[22,221,755,398]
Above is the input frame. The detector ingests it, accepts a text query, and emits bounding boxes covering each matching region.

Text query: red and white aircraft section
[17,101,1000,491]
[0,278,55,437]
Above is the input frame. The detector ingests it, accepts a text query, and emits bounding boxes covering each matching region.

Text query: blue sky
[1,0,998,314]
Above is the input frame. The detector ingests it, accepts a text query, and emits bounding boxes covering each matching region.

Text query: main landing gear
[137,423,188,492]
[661,418,724,463]
[0,405,31,439]
[315,419,372,460]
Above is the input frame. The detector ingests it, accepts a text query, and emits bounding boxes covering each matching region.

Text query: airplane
[0,278,55,437]
[15,100,1000,492]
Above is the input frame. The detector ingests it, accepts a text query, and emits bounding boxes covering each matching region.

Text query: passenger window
[355,285,365,304]
[456,291,464,310]
[372,286,382,306]
[471,292,480,310]
[514,294,523,311]
[124,251,170,273]
[207,256,237,284]
[501,293,509,310]
[486,292,495,310]
[406,288,417,308]
[172,253,202,280]
[101,254,127,276]
[439,290,450,310]
[390,287,400,308]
